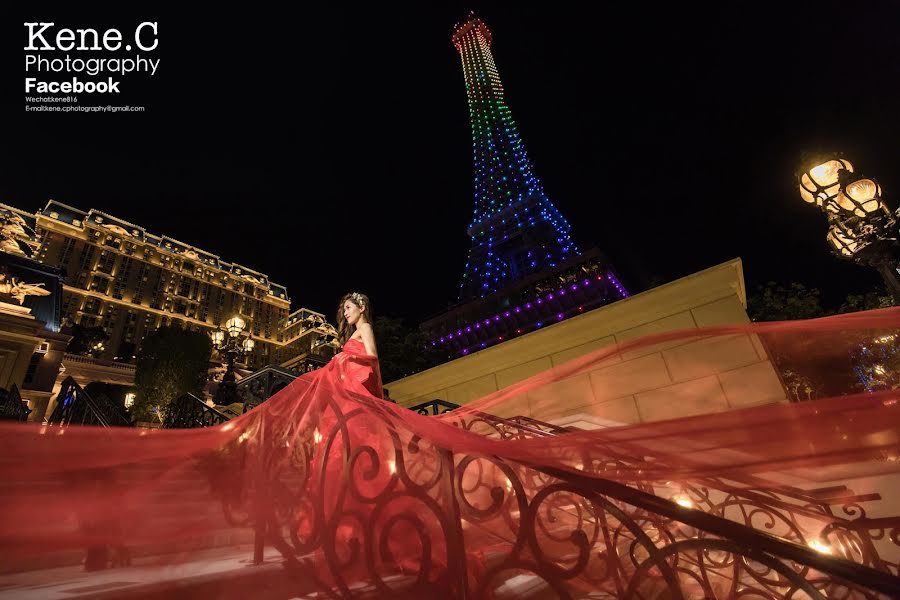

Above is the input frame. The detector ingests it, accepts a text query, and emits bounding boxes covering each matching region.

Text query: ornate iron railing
[236,364,300,413]
[407,398,460,416]
[163,392,231,429]
[207,394,900,598]
[0,384,31,422]
[46,377,132,427]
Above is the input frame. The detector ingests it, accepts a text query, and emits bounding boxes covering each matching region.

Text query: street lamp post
[210,315,256,406]
[798,157,900,303]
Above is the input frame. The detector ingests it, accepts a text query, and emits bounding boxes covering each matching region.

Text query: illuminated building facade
[1,200,336,373]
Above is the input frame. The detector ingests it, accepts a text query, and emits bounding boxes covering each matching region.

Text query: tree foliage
[132,326,212,422]
[65,324,109,357]
[749,281,894,322]
[747,282,827,322]
[838,290,894,314]
[748,281,897,401]
[374,316,445,383]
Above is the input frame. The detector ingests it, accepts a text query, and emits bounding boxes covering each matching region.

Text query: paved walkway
[0,545,288,599]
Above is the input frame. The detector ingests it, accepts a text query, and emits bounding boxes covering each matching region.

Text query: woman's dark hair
[336,292,372,344]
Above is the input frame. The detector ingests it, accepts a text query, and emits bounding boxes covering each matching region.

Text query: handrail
[535,463,900,596]
[63,353,136,371]
[46,377,132,427]
[394,396,900,596]
[407,398,459,416]
[0,384,31,422]
[163,392,231,429]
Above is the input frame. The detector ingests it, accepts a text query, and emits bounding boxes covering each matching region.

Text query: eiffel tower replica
[422,13,630,358]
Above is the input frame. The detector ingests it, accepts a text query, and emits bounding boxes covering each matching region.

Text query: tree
[747,282,826,322]
[114,341,137,363]
[838,290,894,314]
[132,326,212,422]
[749,281,898,401]
[374,316,446,383]
[65,324,109,357]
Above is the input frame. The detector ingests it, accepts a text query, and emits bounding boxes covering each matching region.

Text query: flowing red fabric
[2,309,900,598]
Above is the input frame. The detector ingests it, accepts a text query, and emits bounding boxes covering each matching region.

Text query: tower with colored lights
[452,14,578,300]
[420,14,629,360]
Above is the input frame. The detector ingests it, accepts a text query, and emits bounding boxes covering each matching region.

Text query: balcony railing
[162,392,231,429]
[221,394,900,598]
[0,385,30,422]
[46,377,132,427]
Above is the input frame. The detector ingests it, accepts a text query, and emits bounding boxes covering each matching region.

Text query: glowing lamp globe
[826,221,867,258]
[242,338,255,352]
[211,330,225,346]
[836,178,885,218]
[226,316,246,338]
[799,158,854,212]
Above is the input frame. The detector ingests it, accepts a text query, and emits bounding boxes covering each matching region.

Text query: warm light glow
[211,330,225,346]
[838,178,883,216]
[874,364,886,375]
[809,161,843,187]
[313,428,322,444]
[826,222,865,257]
[876,335,896,344]
[808,540,832,555]
[242,338,255,352]
[124,393,136,409]
[388,460,396,474]
[226,316,246,338]
[674,496,694,509]
[799,158,853,210]
[845,178,879,202]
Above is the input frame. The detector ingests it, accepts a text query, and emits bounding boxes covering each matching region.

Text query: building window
[118,257,134,281]
[102,306,118,335]
[178,277,192,298]
[83,297,101,314]
[96,251,116,274]
[58,237,76,265]
[23,353,41,385]
[78,244,96,270]
[90,276,109,294]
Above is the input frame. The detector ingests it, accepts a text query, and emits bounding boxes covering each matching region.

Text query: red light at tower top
[451,12,492,50]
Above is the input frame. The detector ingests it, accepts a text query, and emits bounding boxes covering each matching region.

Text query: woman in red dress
[335,292,383,399]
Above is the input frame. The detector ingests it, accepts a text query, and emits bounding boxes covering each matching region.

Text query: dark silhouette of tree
[132,326,211,422]
[374,316,446,383]
[748,282,826,322]
[65,325,109,357]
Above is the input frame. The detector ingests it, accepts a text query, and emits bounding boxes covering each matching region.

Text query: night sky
[5,3,900,323]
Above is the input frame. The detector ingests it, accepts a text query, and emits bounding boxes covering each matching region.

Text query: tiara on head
[350,292,365,306]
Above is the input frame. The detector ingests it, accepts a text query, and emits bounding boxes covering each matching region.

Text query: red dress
[338,337,383,399]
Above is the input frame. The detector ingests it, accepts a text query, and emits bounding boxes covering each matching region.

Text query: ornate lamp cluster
[798,156,900,300]
[210,315,255,369]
